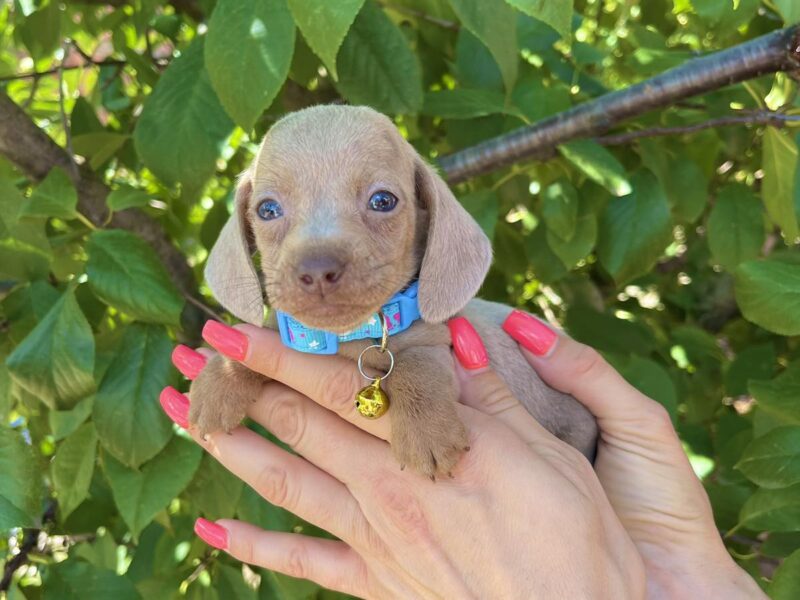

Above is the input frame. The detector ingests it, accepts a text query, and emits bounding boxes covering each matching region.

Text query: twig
[440,25,800,183]
[377,1,460,30]
[0,501,57,593]
[0,59,126,82]
[594,111,800,145]
[57,41,79,182]
[183,292,224,322]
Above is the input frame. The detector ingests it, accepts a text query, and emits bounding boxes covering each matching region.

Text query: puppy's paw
[391,403,469,479]
[188,354,264,437]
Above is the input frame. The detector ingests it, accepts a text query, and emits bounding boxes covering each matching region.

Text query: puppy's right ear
[204,170,264,325]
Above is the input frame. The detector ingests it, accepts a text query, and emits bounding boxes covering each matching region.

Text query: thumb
[501,310,676,438]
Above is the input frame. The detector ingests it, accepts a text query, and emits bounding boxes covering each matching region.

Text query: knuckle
[265,391,307,447]
[323,367,361,414]
[284,544,309,580]
[477,381,516,415]
[254,463,293,508]
[571,344,607,379]
[370,475,430,542]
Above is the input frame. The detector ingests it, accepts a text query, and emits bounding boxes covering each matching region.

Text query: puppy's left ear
[415,156,492,322]
[204,169,264,325]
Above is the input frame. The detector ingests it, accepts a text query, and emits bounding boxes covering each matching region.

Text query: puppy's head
[206,105,491,332]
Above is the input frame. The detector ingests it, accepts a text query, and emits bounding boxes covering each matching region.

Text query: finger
[158,387,373,547]
[195,518,368,597]
[201,320,392,441]
[448,317,551,445]
[502,310,676,434]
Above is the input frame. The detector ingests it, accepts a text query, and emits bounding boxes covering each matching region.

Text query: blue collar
[276,281,421,355]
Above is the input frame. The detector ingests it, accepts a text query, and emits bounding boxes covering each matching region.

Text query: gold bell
[355,377,389,419]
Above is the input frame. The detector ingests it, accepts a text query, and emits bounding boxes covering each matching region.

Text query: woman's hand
[498,310,765,599]
[165,318,645,599]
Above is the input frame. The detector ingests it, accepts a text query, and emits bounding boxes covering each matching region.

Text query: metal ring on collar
[357,344,394,382]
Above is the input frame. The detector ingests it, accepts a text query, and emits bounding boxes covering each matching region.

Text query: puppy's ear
[204,170,264,325]
[415,157,492,322]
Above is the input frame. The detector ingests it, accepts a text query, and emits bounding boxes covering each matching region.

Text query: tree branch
[594,111,800,146]
[0,91,202,334]
[440,25,800,183]
[0,501,56,593]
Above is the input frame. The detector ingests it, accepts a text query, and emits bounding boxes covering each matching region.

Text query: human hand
[498,310,766,599]
[165,319,645,599]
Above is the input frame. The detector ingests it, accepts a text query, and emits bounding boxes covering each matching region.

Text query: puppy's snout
[297,254,346,293]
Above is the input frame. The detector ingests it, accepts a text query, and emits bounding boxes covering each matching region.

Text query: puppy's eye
[256,199,283,221]
[368,190,398,212]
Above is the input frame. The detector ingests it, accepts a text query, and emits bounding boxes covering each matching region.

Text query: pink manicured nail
[448,317,489,370]
[172,345,207,380]
[202,320,248,361]
[159,386,190,428]
[502,310,557,357]
[195,518,228,550]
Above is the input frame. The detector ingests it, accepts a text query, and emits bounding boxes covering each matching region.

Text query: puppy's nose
[297,255,345,293]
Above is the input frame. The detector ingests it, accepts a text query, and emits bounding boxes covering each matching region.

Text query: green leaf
[86,230,184,325]
[762,127,799,241]
[44,559,141,600]
[49,395,95,441]
[724,343,775,397]
[103,435,202,538]
[185,454,244,520]
[546,207,596,269]
[505,0,573,39]
[750,364,800,427]
[448,0,518,91]
[106,185,151,212]
[0,177,52,281]
[460,190,499,240]
[559,140,631,197]
[19,168,78,221]
[72,133,130,170]
[774,0,800,25]
[134,37,234,189]
[737,427,800,489]
[663,158,708,223]
[455,29,504,91]
[217,564,257,600]
[565,305,657,356]
[18,2,61,60]
[597,170,672,284]
[617,356,678,420]
[52,422,97,518]
[94,324,175,468]
[422,89,514,119]
[6,288,95,408]
[206,0,295,129]
[541,179,578,241]
[734,260,800,336]
[286,0,364,80]
[769,549,800,600]
[336,1,423,114]
[707,184,764,271]
[738,483,800,532]
[0,426,42,529]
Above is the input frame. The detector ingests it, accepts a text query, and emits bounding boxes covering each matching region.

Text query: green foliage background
[1,0,800,597]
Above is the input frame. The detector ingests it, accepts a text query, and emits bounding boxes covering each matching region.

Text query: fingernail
[202,320,248,361]
[195,518,228,550]
[502,310,557,357]
[159,386,190,428]
[448,317,489,370]
[172,345,207,380]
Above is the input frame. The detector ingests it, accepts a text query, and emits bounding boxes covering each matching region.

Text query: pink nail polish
[159,386,190,428]
[195,518,228,550]
[448,317,489,370]
[172,345,207,380]
[502,310,557,357]
[202,321,248,361]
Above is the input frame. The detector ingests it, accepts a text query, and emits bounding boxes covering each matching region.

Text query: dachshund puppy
[190,105,597,477]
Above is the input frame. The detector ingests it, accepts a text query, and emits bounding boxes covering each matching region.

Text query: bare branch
[0,59,126,82]
[595,111,800,146]
[377,2,460,30]
[440,25,800,183]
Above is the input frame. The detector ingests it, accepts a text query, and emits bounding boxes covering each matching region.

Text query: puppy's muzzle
[296,253,346,295]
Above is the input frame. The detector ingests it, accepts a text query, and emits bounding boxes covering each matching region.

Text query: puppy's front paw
[188,354,263,437]
[391,402,469,479]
